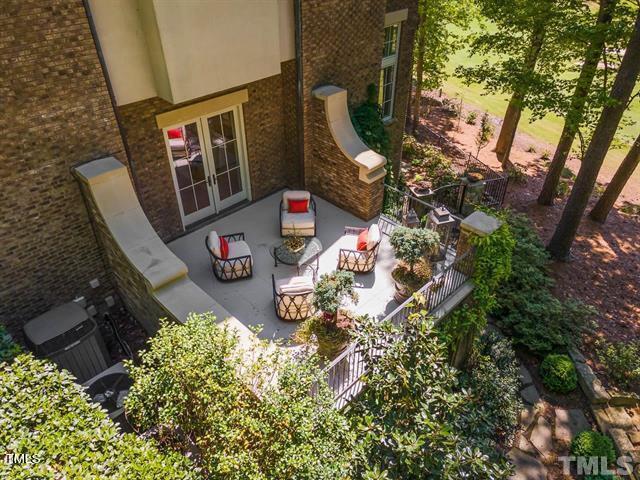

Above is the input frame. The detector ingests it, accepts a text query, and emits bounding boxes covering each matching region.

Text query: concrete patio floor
[167,190,399,342]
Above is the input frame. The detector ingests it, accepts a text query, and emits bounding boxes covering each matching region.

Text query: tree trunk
[412,27,426,134]
[589,132,640,222]
[495,24,546,166]
[547,11,640,260]
[538,0,617,205]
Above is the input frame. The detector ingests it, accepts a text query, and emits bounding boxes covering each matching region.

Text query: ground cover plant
[596,339,640,391]
[125,313,355,479]
[571,431,617,466]
[0,354,197,480]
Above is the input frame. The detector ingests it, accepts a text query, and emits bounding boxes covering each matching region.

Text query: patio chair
[337,223,381,273]
[272,274,315,321]
[205,231,253,281]
[280,190,317,237]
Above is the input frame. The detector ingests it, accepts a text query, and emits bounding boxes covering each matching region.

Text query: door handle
[207,176,211,186]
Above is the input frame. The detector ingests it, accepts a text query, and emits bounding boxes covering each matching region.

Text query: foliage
[507,164,527,185]
[389,226,440,274]
[293,314,354,358]
[0,325,20,363]
[0,354,196,480]
[391,258,433,291]
[351,84,390,157]
[466,110,478,124]
[596,339,640,389]
[475,112,494,157]
[571,431,616,466]
[125,314,355,479]
[402,135,459,189]
[492,211,596,355]
[461,331,523,446]
[539,354,578,393]
[312,270,357,317]
[349,310,514,479]
[415,0,476,92]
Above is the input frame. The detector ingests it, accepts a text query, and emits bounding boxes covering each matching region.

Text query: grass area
[440,20,640,180]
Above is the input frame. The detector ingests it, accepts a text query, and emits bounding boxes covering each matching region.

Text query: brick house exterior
[0,0,417,338]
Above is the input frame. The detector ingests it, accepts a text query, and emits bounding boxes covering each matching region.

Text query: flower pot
[393,279,415,303]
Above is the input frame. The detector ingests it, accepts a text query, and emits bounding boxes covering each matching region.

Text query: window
[379,23,400,120]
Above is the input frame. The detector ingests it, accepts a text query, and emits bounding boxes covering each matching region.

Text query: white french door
[163,106,250,226]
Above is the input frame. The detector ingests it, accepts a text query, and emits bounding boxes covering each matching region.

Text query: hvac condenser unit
[23,302,109,382]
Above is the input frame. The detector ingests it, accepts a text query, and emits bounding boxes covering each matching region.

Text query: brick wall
[118,61,298,241]
[300,0,417,219]
[0,0,125,338]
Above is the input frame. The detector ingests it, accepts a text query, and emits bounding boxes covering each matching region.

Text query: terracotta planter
[393,279,415,303]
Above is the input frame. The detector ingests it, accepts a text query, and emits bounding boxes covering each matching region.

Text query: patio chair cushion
[227,240,252,259]
[288,198,309,213]
[367,223,381,250]
[282,190,311,209]
[281,210,315,230]
[207,231,221,257]
[275,276,314,295]
[357,229,368,251]
[219,236,229,259]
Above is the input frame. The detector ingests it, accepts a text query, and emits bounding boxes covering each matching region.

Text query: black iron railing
[319,249,475,409]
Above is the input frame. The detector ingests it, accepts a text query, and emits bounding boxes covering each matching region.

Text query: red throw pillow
[288,198,309,213]
[167,128,183,139]
[219,236,229,259]
[357,229,369,251]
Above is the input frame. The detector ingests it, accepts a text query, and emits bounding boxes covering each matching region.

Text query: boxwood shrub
[539,354,578,393]
[0,354,198,480]
[571,430,616,465]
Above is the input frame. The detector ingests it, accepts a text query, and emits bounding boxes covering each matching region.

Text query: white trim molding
[313,85,387,184]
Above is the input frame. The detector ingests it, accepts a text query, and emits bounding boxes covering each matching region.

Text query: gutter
[294,0,305,187]
[81,0,145,208]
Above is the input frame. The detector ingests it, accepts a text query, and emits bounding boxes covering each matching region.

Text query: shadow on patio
[167,190,399,342]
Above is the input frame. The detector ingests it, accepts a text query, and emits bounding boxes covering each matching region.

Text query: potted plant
[294,270,358,358]
[283,235,305,253]
[389,226,440,302]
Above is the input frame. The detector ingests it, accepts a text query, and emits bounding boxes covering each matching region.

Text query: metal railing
[320,249,475,409]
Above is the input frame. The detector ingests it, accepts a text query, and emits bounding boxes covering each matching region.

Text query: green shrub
[571,431,616,465]
[390,226,440,274]
[0,354,197,480]
[126,313,355,479]
[350,312,513,479]
[492,212,595,355]
[466,111,478,124]
[539,354,578,393]
[351,84,390,157]
[596,340,640,389]
[0,325,21,363]
[402,135,458,189]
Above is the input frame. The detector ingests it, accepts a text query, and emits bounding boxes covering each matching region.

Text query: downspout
[294,0,305,187]
[81,0,145,208]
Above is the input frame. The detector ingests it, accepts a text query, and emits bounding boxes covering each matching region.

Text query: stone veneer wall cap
[460,210,503,237]
[312,85,387,184]
[74,156,129,185]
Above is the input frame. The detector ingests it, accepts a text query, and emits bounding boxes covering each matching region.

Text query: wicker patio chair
[337,224,381,273]
[280,190,317,237]
[272,274,315,321]
[205,231,253,281]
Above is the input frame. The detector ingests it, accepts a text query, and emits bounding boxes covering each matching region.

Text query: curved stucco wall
[73,157,252,345]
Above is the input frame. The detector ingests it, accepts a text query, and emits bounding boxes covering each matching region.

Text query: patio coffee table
[271,237,323,278]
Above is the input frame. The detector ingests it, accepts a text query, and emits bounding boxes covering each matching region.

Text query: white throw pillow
[367,223,381,250]
[207,231,221,257]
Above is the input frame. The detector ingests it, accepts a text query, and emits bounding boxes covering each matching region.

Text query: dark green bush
[0,354,197,480]
[0,325,21,363]
[571,431,616,465]
[539,354,578,393]
[351,84,390,157]
[492,212,595,355]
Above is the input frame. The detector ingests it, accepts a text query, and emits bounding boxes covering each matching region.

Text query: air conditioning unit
[84,362,132,425]
[23,302,109,382]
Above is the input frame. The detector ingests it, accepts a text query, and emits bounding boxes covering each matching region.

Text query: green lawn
[440,21,640,181]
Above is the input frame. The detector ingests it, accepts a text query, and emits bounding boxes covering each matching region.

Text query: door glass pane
[229,168,242,195]
[207,116,225,146]
[175,164,191,189]
[226,140,239,169]
[193,182,210,209]
[190,158,205,183]
[180,188,197,215]
[217,173,231,200]
[220,111,235,141]
[212,146,227,174]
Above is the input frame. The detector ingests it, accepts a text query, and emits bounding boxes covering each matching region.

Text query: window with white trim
[379,23,401,120]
